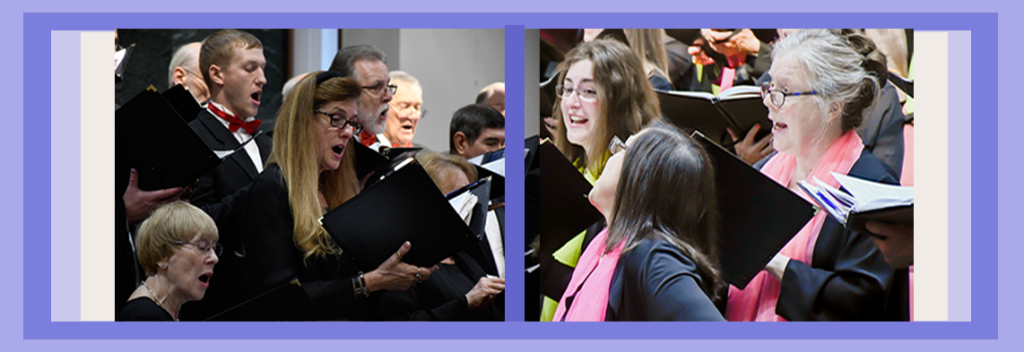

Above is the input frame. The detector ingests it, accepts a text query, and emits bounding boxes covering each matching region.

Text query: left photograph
[113,28,506,321]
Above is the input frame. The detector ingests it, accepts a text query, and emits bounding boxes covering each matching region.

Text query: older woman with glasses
[539,38,660,321]
[118,201,220,321]
[726,29,907,321]
[198,71,436,320]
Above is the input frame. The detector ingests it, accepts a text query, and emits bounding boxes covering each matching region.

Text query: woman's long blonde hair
[268,71,360,261]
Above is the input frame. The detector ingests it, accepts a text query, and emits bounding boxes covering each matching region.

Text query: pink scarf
[553,228,625,321]
[726,130,864,321]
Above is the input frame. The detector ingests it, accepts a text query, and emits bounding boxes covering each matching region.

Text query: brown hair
[625,29,671,83]
[416,151,479,194]
[267,71,360,261]
[136,201,219,276]
[553,38,661,176]
[605,121,723,300]
[200,29,263,90]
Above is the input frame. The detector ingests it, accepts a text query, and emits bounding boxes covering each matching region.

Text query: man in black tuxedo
[179,29,271,320]
[188,29,272,208]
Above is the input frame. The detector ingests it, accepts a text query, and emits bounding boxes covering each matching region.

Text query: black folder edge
[117,86,222,191]
[693,131,816,289]
[162,84,203,123]
[203,279,324,321]
[658,90,771,149]
[322,162,479,271]
[537,142,603,259]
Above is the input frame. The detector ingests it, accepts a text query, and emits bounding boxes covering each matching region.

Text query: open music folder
[659,86,771,148]
[320,161,480,271]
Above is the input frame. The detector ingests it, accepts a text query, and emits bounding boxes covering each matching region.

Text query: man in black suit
[179,29,271,320]
[188,29,272,208]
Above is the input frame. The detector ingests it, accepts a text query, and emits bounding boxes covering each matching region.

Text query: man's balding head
[168,42,209,103]
[475,82,505,117]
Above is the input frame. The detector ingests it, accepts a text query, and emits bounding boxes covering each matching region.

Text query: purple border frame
[22,12,995,340]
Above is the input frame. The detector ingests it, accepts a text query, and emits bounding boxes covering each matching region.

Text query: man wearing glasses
[329,45,397,151]
[382,70,424,148]
[168,42,210,107]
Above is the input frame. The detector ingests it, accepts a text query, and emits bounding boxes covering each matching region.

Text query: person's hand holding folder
[466,276,505,309]
[123,168,187,224]
[365,241,440,292]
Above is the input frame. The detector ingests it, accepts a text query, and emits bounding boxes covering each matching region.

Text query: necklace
[141,280,179,321]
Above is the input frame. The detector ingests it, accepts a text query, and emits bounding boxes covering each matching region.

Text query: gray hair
[388,70,420,88]
[328,45,387,81]
[167,42,201,88]
[771,29,882,131]
[282,72,310,100]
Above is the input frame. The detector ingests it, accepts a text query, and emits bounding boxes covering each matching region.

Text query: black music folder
[353,141,422,181]
[659,87,770,148]
[162,84,203,123]
[204,279,324,321]
[538,142,603,258]
[116,86,224,191]
[694,132,815,289]
[322,162,479,271]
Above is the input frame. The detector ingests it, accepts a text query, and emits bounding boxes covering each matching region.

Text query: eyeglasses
[172,241,223,257]
[362,81,398,97]
[555,84,599,103]
[315,110,364,134]
[391,102,426,118]
[608,135,627,155]
[760,82,817,108]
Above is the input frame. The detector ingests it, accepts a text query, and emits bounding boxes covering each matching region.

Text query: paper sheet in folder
[694,132,815,289]
[116,86,259,191]
[321,162,480,271]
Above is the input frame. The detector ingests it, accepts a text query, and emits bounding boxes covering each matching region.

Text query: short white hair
[282,72,310,100]
[475,82,504,104]
[389,70,420,88]
[167,42,201,88]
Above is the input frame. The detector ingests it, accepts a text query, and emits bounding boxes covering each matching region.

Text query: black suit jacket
[763,150,909,321]
[605,239,725,321]
[187,109,273,208]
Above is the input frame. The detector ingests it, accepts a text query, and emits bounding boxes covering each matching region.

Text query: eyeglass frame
[608,135,627,155]
[315,110,364,134]
[760,81,818,108]
[171,241,223,257]
[555,84,599,103]
[390,101,428,119]
[362,81,398,97]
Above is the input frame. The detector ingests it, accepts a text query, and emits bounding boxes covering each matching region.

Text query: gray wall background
[525,29,540,138]
[342,29,505,152]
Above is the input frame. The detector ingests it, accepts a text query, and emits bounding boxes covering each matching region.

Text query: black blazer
[763,150,909,321]
[182,164,370,321]
[187,109,273,208]
[606,239,725,321]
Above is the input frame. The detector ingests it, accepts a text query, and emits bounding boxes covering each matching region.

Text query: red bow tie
[209,103,261,134]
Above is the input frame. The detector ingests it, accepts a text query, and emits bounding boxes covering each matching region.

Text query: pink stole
[553,228,624,322]
[725,130,864,321]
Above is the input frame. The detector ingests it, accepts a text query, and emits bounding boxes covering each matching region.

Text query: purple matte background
[0,1,1018,350]
[49,30,81,323]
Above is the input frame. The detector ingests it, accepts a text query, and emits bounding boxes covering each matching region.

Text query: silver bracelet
[353,271,370,298]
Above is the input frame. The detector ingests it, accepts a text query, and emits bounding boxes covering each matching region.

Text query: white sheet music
[831,172,914,212]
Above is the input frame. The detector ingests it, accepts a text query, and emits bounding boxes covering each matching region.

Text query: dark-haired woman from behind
[553,121,725,321]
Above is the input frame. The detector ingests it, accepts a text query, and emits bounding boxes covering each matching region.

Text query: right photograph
[526,28,915,322]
